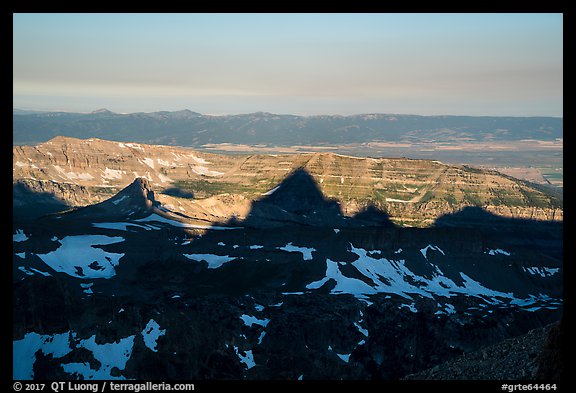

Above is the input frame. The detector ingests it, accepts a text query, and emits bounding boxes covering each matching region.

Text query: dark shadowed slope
[404,320,563,380]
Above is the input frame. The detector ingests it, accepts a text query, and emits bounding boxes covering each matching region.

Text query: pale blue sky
[13,13,563,116]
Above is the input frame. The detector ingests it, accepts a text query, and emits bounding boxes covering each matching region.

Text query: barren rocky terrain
[404,320,562,380]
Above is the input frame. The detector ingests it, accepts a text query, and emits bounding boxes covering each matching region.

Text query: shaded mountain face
[13,109,562,146]
[13,172,562,380]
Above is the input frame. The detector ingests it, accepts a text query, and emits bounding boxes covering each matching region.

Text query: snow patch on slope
[191,165,224,177]
[278,243,315,261]
[141,158,155,169]
[36,235,125,279]
[13,332,73,379]
[234,347,256,369]
[486,248,511,256]
[184,253,236,269]
[240,314,270,328]
[102,168,124,180]
[13,229,29,242]
[13,331,136,380]
[142,319,166,352]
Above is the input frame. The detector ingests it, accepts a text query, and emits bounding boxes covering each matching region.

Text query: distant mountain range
[13,108,563,147]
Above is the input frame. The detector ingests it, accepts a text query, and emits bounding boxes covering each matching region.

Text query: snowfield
[13,331,135,380]
[36,235,125,279]
[304,245,557,310]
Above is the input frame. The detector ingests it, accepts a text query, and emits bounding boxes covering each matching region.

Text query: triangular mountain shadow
[54,177,161,221]
[232,167,395,228]
[257,168,339,214]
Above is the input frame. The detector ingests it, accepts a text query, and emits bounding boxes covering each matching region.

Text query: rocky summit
[12,137,563,381]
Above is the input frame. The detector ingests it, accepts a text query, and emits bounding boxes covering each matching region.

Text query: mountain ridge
[13,108,563,147]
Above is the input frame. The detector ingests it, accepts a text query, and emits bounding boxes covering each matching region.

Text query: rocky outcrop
[403,321,562,380]
[534,319,563,380]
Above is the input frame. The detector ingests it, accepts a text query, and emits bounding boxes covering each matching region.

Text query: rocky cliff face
[13,137,562,226]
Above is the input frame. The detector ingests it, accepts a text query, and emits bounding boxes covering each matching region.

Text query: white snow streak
[262,185,281,196]
[135,213,239,230]
[487,248,511,256]
[420,244,445,259]
[112,195,128,205]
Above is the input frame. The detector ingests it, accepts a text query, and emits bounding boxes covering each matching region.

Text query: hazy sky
[13,13,563,116]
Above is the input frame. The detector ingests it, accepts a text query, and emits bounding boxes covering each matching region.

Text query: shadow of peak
[13,181,72,220]
[258,168,340,215]
[162,187,195,199]
[433,205,562,234]
[237,167,345,228]
[434,206,497,227]
[352,204,396,228]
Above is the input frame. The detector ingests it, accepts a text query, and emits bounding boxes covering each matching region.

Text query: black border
[8,0,569,13]
[8,2,571,392]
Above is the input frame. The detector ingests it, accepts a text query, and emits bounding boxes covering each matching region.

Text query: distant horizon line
[12,107,564,119]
